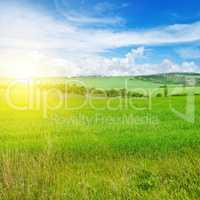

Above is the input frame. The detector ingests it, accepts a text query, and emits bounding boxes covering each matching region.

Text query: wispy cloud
[54,0,126,26]
[177,47,200,59]
[0,4,200,76]
[94,2,116,13]
[1,6,200,52]
[64,13,124,26]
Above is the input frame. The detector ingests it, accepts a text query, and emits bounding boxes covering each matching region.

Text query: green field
[1,0,199,199]
[28,73,200,98]
[65,76,162,89]
[0,77,200,199]
[41,72,200,89]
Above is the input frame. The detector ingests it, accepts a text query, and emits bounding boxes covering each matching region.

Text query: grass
[0,85,200,199]
[30,72,200,89]
[65,76,162,89]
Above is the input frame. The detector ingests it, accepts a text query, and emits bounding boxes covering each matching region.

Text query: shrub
[127,91,144,98]
[106,89,120,97]
[156,93,162,97]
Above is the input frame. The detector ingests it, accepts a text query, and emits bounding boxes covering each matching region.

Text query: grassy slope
[1,72,200,90]
[36,76,200,97]
[135,72,200,85]
[65,76,161,89]
[0,89,200,199]
[31,73,200,92]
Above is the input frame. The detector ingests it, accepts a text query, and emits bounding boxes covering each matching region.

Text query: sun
[2,51,42,80]
[13,65,36,80]
[8,63,38,81]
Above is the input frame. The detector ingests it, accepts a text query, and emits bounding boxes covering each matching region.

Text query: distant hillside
[63,76,161,89]
[68,73,200,88]
[0,72,200,90]
[135,72,200,86]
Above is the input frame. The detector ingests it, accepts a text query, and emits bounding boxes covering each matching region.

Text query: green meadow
[0,75,200,199]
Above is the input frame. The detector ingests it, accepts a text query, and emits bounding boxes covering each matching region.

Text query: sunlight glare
[2,51,43,80]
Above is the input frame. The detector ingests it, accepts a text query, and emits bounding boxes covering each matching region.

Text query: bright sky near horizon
[1,0,200,77]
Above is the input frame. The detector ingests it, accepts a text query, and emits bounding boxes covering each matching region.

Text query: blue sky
[20,0,200,26]
[12,0,200,28]
[0,0,200,77]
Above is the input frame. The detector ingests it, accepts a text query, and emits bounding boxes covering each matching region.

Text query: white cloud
[64,13,124,26]
[54,0,125,26]
[0,4,200,77]
[49,48,199,77]
[1,6,200,52]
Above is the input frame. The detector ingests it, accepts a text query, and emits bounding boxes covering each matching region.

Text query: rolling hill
[64,72,200,89]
